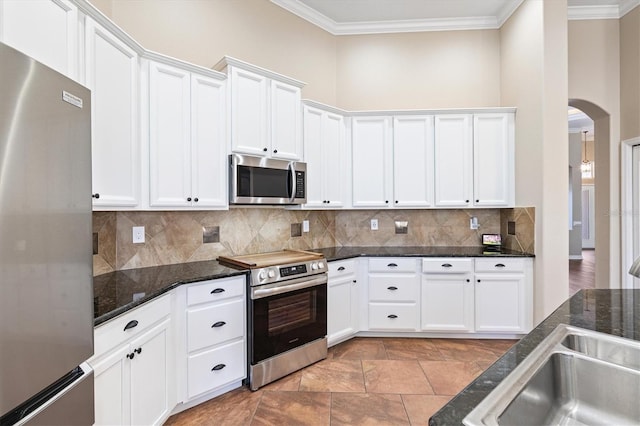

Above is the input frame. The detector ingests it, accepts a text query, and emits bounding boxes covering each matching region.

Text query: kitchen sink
[463,324,640,426]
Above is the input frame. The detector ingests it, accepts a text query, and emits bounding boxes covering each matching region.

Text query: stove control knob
[318,261,325,269]
[268,269,276,278]
[311,262,318,270]
[258,270,267,280]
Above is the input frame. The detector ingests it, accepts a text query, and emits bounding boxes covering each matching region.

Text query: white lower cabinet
[421,259,474,332]
[327,259,359,346]
[91,294,175,426]
[367,258,420,331]
[177,276,247,404]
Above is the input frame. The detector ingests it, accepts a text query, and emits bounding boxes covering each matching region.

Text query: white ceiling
[271,0,639,35]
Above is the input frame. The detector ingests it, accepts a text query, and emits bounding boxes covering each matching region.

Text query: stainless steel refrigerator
[0,42,94,425]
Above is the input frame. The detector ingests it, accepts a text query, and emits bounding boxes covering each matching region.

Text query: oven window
[251,284,327,364]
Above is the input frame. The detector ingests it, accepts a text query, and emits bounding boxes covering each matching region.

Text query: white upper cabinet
[0,0,78,79]
[303,102,346,208]
[473,113,514,206]
[216,57,304,161]
[351,116,393,208]
[434,114,473,207]
[393,116,434,208]
[85,18,141,209]
[148,59,227,209]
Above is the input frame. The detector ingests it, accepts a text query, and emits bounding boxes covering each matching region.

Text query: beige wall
[620,7,640,140]
[100,0,338,105]
[335,30,502,110]
[500,0,569,322]
[568,19,621,287]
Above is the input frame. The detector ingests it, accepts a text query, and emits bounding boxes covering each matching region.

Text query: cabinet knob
[212,363,226,371]
[273,149,278,154]
[477,279,481,283]
[92,193,100,199]
[327,200,330,204]
[395,200,398,204]
[465,199,470,203]
[476,200,479,203]
[134,347,142,355]
[466,279,470,282]
[211,321,226,328]
[211,288,225,294]
[387,286,398,291]
[194,197,199,202]
[123,320,138,331]
[263,147,268,152]
[385,200,389,204]
[387,314,398,319]
[353,280,357,283]
[127,353,135,360]
[187,197,192,202]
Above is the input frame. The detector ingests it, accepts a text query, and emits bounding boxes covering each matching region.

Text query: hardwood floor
[569,249,596,295]
[164,338,516,426]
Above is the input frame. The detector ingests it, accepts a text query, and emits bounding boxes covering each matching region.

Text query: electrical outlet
[371,219,378,230]
[470,217,479,230]
[132,226,145,244]
[302,220,310,233]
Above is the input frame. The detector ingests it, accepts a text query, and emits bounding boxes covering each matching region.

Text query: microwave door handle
[288,163,296,203]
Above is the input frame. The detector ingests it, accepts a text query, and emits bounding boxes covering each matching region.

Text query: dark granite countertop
[312,246,534,262]
[429,289,640,425]
[93,260,247,326]
[93,246,532,326]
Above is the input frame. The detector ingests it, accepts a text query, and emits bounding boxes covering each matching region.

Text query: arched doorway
[568,99,611,289]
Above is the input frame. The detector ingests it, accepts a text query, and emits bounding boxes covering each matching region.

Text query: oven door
[250,274,327,364]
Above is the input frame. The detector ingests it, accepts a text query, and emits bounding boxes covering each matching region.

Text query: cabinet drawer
[94,294,171,356]
[368,303,418,330]
[328,259,357,278]
[187,298,245,352]
[422,258,473,273]
[368,258,416,273]
[187,276,245,306]
[475,258,525,273]
[187,340,245,399]
[369,276,418,302]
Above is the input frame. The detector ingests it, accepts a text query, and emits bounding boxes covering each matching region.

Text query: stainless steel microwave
[229,154,307,205]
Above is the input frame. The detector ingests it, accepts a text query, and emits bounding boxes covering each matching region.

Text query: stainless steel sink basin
[464,325,640,426]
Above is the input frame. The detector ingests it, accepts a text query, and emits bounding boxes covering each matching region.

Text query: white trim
[621,137,640,289]
[568,1,640,20]
[569,255,583,260]
[142,50,226,80]
[302,99,349,116]
[620,0,640,16]
[348,106,516,117]
[213,55,306,88]
[496,0,526,27]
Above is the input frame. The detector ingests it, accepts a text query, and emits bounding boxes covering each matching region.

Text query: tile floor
[164,337,516,426]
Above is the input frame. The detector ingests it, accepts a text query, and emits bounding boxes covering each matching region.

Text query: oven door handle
[251,275,327,299]
[288,162,296,204]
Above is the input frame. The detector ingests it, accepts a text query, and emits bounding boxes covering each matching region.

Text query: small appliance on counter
[482,234,502,253]
[218,249,327,390]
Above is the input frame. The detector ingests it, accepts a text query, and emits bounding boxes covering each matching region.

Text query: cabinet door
[323,112,346,207]
[229,67,268,156]
[191,73,227,208]
[393,116,434,207]
[473,113,514,206]
[475,274,526,333]
[92,344,131,426]
[270,80,302,160]
[351,116,392,208]
[421,273,474,332]
[302,105,325,207]
[0,0,78,78]
[434,115,472,207]
[129,318,173,426]
[327,274,357,345]
[149,61,191,207]
[85,18,140,208]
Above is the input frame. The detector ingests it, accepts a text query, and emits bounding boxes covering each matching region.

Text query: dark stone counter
[93,260,247,326]
[429,289,640,425]
[312,246,534,262]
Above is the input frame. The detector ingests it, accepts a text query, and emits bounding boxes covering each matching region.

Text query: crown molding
[568,1,639,20]
[496,0,526,27]
[620,0,640,16]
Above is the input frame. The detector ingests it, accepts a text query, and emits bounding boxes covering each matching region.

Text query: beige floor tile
[382,338,445,361]
[299,359,365,392]
[401,394,452,426]
[419,361,484,395]
[332,338,387,360]
[261,369,302,391]
[363,360,434,394]
[430,339,501,363]
[331,393,410,425]
[251,391,330,426]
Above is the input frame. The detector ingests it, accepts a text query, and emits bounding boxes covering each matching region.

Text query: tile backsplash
[93,207,535,275]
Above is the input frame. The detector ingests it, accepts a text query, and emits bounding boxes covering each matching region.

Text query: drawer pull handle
[495,263,506,268]
[337,266,346,271]
[387,286,398,291]
[211,288,225,294]
[212,363,226,371]
[387,263,398,268]
[387,314,398,319]
[442,263,452,268]
[124,320,138,331]
[211,321,226,328]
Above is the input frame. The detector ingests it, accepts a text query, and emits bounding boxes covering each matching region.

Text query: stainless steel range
[218,250,328,390]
